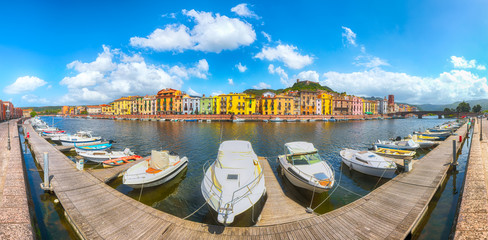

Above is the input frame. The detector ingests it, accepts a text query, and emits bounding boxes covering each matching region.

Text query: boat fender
[253,159,259,165]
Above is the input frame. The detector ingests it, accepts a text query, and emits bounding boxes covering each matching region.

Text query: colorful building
[351,96,363,115]
[259,92,294,115]
[101,104,113,115]
[86,105,102,115]
[200,95,214,114]
[62,106,69,115]
[182,96,200,114]
[157,88,182,114]
[299,91,317,115]
[319,92,333,115]
[332,94,351,115]
[214,93,255,115]
[114,97,132,115]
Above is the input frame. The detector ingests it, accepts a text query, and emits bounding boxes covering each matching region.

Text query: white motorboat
[232,118,245,122]
[270,117,283,122]
[340,149,397,178]
[78,148,134,163]
[201,140,266,225]
[278,142,335,193]
[403,135,438,148]
[374,139,420,151]
[123,150,188,188]
[59,131,102,146]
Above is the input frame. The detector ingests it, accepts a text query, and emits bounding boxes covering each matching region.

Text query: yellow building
[101,104,114,115]
[259,93,294,115]
[114,97,133,115]
[319,92,333,115]
[214,93,256,115]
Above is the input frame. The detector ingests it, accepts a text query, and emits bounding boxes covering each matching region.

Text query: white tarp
[285,142,317,154]
[149,150,169,169]
[217,141,257,169]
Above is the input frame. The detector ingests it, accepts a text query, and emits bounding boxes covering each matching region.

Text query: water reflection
[41,116,450,224]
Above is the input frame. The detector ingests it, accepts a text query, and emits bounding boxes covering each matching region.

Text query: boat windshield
[287,153,322,165]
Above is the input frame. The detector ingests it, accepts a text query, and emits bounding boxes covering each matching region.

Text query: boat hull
[280,164,330,193]
[341,157,396,178]
[206,191,267,226]
[124,159,188,188]
[60,139,102,147]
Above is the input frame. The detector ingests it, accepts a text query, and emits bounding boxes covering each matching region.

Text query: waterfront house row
[62,83,417,116]
[0,99,23,121]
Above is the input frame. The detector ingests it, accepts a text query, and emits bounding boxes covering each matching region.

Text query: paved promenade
[0,120,33,239]
[454,118,488,239]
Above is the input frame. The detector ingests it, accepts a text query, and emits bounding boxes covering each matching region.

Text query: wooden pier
[86,157,148,183]
[0,121,33,239]
[24,121,469,239]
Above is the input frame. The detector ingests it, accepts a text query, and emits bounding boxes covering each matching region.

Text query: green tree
[456,101,471,112]
[443,108,451,113]
[30,111,37,117]
[472,104,482,113]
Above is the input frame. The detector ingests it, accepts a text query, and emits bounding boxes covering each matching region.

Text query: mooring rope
[182,197,212,220]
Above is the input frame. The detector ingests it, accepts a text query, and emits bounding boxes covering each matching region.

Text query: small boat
[78,148,134,163]
[74,143,112,152]
[206,119,212,122]
[414,131,450,140]
[373,147,415,159]
[263,119,269,122]
[201,140,266,225]
[286,119,298,122]
[270,117,283,122]
[123,150,188,188]
[41,130,66,136]
[184,119,197,122]
[374,139,420,150]
[59,131,102,147]
[402,135,438,148]
[232,118,245,122]
[278,142,335,193]
[340,149,397,178]
[300,119,308,122]
[102,155,143,168]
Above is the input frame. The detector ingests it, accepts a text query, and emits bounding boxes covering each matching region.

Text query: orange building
[157,88,182,114]
[62,106,69,115]
[259,92,294,115]
[299,91,317,115]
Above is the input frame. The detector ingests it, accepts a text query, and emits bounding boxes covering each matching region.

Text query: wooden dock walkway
[86,157,148,183]
[24,121,469,239]
[454,118,488,239]
[0,121,33,239]
[257,157,314,225]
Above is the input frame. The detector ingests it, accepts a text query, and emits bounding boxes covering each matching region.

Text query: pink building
[351,96,363,115]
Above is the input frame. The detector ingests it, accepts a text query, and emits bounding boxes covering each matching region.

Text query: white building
[316,98,322,115]
[182,96,201,114]
[379,98,388,115]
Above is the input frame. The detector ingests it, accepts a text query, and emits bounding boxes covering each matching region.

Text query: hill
[244,81,334,96]
[417,99,488,111]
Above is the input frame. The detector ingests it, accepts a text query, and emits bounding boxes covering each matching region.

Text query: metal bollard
[41,152,53,191]
[452,140,457,166]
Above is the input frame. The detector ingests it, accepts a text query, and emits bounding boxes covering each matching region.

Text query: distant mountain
[417,99,488,111]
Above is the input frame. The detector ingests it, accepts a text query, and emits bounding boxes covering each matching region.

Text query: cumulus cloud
[228,78,234,85]
[451,56,485,70]
[255,44,313,69]
[59,46,208,104]
[354,55,389,68]
[211,90,223,96]
[187,88,202,96]
[231,3,259,19]
[268,64,290,86]
[321,68,488,104]
[296,70,320,82]
[4,76,47,94]
[342,26,357,46]
[236,62,247,72]
[21,94,49,104]
[253,82,271,89]
[131,9,256,53]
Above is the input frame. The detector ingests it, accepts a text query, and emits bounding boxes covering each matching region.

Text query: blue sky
[1,0,488,107]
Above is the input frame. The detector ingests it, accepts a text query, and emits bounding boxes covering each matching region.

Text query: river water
[37,116,455,227]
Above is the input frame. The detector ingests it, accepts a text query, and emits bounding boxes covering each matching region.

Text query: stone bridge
[389,111,478,119]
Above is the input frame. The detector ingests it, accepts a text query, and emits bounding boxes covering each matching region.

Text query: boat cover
[217,141,257,169]
[285,142,317,154]
[149,150,170,169]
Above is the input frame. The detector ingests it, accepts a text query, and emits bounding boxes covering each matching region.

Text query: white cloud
[130,24,193,52]
[162,13,176,19]
[187,88,202,96]
[21,94,49,104]
[236,62,247,72]
[131,10,256,53]
[228,78,234,85]
[253,82,271,89]
[296,70,320,82]
[211,90,223,96]
[255,44,313,69]
[354,55,389,68]
[4,76,47,94]
[342,26,357,46]
[268,64,290,86]
[231,3,259,19]
[261,31,271,42]
[451,56,485,70]
[59,46,207,105]
[321,68,488,104]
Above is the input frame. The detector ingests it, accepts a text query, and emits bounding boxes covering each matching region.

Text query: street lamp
[6,107,10,151]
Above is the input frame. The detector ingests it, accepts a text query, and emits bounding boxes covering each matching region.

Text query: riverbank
[0,120,33,239]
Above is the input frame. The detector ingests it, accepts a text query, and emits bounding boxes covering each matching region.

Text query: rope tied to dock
[182,197,212,220]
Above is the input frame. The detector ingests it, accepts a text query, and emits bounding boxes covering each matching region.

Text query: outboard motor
[395,136,402,141]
